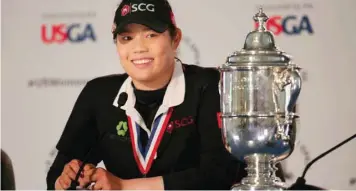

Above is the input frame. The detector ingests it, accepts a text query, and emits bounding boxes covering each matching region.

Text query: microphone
[67,92,128,190]
[117,92,128,107]
[289,133,356,190]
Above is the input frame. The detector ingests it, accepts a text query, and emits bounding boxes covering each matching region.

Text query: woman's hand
[88,169,164,190]
[88,167,123,190]
[55,159,95,190]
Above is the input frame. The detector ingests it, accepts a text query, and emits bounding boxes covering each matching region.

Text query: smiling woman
[114,23,180,91]
[46,0,258,190]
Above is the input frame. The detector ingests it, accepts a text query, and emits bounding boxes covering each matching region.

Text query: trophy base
[231,182,285,191]
[231,154,287,191]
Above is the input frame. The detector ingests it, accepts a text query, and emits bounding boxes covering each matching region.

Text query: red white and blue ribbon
[127,108,173,175]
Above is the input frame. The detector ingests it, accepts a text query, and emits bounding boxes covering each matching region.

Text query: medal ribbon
[127,108,173,175]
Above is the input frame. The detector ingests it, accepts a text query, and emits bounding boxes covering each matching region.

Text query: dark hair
[1,150,16,190]
[167,24,178,40]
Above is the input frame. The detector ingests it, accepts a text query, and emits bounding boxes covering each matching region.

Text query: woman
[46,0,256,190]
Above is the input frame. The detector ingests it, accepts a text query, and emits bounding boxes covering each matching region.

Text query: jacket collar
[113,61,185,110]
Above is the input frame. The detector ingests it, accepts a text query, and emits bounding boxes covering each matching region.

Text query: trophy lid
[224,8,293,68]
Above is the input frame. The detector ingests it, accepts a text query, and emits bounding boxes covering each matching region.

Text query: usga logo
[121,3,155,16]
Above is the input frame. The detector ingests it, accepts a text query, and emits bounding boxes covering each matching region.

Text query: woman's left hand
[87,167,123,190]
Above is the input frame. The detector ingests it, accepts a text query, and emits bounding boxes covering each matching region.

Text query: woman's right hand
[55,159,95,190]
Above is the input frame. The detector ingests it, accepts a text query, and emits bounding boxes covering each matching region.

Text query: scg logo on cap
[133,3,155,12]
[121,3,155,16]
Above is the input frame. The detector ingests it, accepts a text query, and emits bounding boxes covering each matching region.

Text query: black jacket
[46,63,283,190]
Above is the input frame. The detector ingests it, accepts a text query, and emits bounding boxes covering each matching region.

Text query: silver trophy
[218,8,302,190]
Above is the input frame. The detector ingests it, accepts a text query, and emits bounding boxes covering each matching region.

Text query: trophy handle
[275,67,302,113]
[274,67,302,142]
[285,68,302,113]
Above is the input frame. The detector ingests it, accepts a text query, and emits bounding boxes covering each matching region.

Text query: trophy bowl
[218,8,302,190]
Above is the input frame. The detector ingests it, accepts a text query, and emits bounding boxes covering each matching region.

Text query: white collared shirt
[112,61,185,137]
